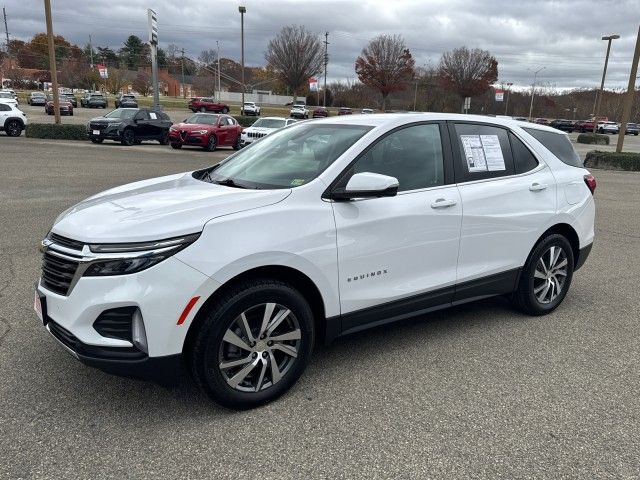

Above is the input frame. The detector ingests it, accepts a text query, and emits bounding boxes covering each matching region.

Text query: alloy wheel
[6,121,21,137]
[218,302,301,393]
[533,245,568,304]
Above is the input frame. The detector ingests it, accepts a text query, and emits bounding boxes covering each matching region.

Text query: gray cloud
[3,0,638,89]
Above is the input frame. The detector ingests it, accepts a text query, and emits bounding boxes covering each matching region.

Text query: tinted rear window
[523,128,582,167]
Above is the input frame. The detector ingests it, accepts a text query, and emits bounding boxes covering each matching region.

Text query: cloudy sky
[3,0,639,90]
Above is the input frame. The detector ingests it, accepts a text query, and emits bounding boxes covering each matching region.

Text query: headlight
[83,233,200,276]
[191,129,208,135]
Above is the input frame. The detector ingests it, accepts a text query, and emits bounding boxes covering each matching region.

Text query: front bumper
[168,131,208,146]
[88,124,122,140]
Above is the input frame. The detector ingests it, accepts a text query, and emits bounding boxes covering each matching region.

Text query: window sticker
[149,112,158,119]
[291,178,306,186]
[460,134,505,172]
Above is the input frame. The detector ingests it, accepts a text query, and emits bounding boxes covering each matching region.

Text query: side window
[226,117,236,126]
[135,111,150,121]
[453,123,515,181]
[523,128,582,167]
[349,124,445,192]
[0,104,10,112]
[509,133,539,174]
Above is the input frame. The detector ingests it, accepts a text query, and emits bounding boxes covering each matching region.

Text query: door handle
[431,198,457,209]
[529,182,548,191]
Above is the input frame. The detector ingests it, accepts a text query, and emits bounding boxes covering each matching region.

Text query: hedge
[25,123,88,140]
[577,133,610,145]
[233,116,259,128]
[584,150,640,171]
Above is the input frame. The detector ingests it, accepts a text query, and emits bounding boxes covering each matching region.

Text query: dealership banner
[309,77,319,92]
[97,64,109,79]
[495,89,504,102]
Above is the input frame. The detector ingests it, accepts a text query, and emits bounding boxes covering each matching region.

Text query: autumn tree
[132,71,151,96]
[355,35,415,110]
[265,25,324,101]
[438,47,498,109]
[104,68,125,94]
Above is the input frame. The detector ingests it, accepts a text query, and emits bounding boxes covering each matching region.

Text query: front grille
[248,132,267,139]
[41,252,78,296]
[89,123,108,131]
[93,307,136,342]
[49,233,84,251]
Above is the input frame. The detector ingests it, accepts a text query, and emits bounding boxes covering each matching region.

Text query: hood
[245,126,278,133]
[173,123,215,131]
[90,116,123,124]
[52,172,291,243]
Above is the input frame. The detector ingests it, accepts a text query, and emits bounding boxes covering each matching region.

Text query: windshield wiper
[211,176,249,189]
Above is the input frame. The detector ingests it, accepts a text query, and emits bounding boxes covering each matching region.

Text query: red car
[188,97,230,113]
[312,107,328,118]
[168,113,242,151]
[45,99,74,116]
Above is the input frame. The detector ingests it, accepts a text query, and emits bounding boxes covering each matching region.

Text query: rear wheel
[205,134,217,152]
[188,279,315,409]
[5,120,22,137]
[158,131,170,145]
[121,128,135,146]
[512,234,574,315]
[222,107,229,114]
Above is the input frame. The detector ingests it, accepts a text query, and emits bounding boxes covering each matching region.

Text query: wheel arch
[4,116,25,128]
[183,265,328,356]
[533,223,580,267]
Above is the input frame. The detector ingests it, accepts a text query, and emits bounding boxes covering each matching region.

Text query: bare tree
[198,49,218,67]
[265,25,324,101]
[104,68,125,94]
[355,35,415,110]
[132,71,151,96]
[438,47,498,109]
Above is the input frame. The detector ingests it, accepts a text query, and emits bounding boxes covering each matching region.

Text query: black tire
[233,135,241,150]
[222,107,229,114]
[70,111,74,116]
[5,120,22,137]
[120,128,135,146]
[200,106,206,113]
[170,142,182,149]
[90,137,104,144]
[188,279,315,409]
[512,234,574,315]
[204,134,217,152]
[134,139,142,145]
[158,131,170,145]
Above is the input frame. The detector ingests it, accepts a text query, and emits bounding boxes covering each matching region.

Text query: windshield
[524,128,582,168]
[0,92,12,98]
[252,118,286,129]
[105,109,137,119]
[186,113,219,125]
[90,95,104,99]
[205,123,371,189]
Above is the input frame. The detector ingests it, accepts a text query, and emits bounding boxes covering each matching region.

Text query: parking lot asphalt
[1,136,639,479]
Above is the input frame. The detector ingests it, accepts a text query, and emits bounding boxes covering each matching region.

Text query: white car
[290,104,308,119]
[0,91,18,107]
[240,102,261,116]
[597,121,619,134]
[0,101,27,136]
[240,116,297,147]
[36,113,595,409]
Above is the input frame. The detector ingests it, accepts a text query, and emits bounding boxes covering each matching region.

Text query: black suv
[115,93,138,108]
[87,108,173,146]
[549,119,574,132]
[81,93,108,108]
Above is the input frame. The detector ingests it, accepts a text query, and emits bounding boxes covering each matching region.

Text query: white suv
[0,101,27,136]
[240,102,260,116]
[35,114,595,409]
[240,116,297,147]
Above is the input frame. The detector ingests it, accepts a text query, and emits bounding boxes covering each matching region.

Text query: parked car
[0,101,27,136]
[534,118,549,125]
[87,108,172,145]
[312,107,328,118]
[60,93,78,108]
[240,102,261,116]
[239,116,297,147]
[361,108,374,114]
[115,93,138,108]
[81,93,108,108]
[188,97,230,113]
[45,98,73,116]
[27,92,47,106]
[36,114,595,409]
[624,122,639,135]
[168,113,241,151]
[597,121,619,134]
[549,119,574,132]
[0,91,18,107]
[338,107,353,116]
[289,104,309,119]
[513,117,528,122]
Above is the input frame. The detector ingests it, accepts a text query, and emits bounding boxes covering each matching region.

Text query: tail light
[584,174,596,195]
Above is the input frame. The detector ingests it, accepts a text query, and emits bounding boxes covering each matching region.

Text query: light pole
[592,34,620,133]
[238,6,246,109]
[528,67,545,121]
[504,82,513,115]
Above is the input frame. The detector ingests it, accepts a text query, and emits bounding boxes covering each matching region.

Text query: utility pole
[616,25,640,153]
[413,79,418,111]
[528,66,545,120]
[323,32,329,107]
[44,0,60,124]
[180,47,185,98]
[89,34,95,92]
[239,6,246,107]
[504,82,513,115]
[593,34,620,133]
[3,6,11,77]
[216,40,221,99]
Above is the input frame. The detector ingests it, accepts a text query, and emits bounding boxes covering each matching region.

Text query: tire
[90,137,103,144]
[134,139,142,145]
[5,120,22,137]
[200,107,206,113]
[233,135,241,150]
[120,128,135,146]
[512,234,574,315]
[70,111,74,116]
[204,134,217,152]
[222,107,229,114]
[170,143,182,149]
[188,279,315,409]
[158,131,170,145]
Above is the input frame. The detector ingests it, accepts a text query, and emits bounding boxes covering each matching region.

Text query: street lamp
[528,67,545,121]
[239,6,246,109]
[504,82,513,115]
[592,34,620,133]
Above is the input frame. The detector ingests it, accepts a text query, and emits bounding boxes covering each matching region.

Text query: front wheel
[170,142,182,149]
[188,279,315,409]
[512,234,574,315]
[158,131,170,145]
[5,120,22,137]
[204,134,217,152]
[233,135,241,150]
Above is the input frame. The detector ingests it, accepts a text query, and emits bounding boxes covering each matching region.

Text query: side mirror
[330,172,399,201]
